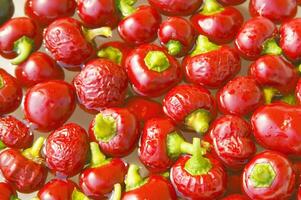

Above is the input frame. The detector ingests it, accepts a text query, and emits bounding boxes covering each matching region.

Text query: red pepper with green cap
[0,182,19,200]
[242,151,295,200]
[163,84,217,134]
[126,44,182,97]
[183,35,241,89]
[191,0,243,44]
[217,0,245,5]
[0,17,42,65]
[122,164,177,200]
[170,138,227,200]
[0,137,48,193]
[79,142,127,199]
[89,108,139,157]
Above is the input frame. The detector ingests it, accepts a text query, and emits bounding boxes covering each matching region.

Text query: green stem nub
[90,142,108,168]
[281,94,296,105]
[72,188,89,200]
[191,35,220,56]
[166,40,182,56]
[93,113,117,142]
[83,27,112,43]
[262,38,282,56]
[0,75,4,89]
[97,46,123,65]
[12,197,21,200]
[11,36,34,65]
[201,0,224,15]
[22,137,45,161]
[144,51,170,72]
[111,183,122,200]
[185,109,211,134]
[117,0,137,17]
[184,138,212,176]
[0,140,6,150]
[125,164,147,191]
[250,163,276,188]
[263,87,279,104]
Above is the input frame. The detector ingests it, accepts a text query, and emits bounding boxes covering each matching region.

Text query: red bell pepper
[297,79,301,105]
[217,0,245,5]
[222,194,249,200]
[0,182,19,200]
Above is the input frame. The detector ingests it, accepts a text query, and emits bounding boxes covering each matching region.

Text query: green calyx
[11,36,34,65]
[184,138,212,176]
[144,51,170,73]
[166,40,182,56]
[262,38,282,56]
[281,94,296,105]
[90,142,109,168]
[72,188,89,200]
[250,163,276,188]
[93,113,117,142]
[0,75,4,89]
[191,35,220,57]
[263,87,279,104]
[185,109,211,134]
[82,26,112,43]
[117,0,137,17]
[201,0,224,15]
[125,164,148,191]
[10,196,20,200]
[22,137,45,163]
[0,140,6,150]
[111,183,122,200]
[97,46,123,65]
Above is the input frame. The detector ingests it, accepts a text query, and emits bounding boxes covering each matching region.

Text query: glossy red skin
[15,52,65,88]
[0,17,42,59]
[218,0,246,5]
[251,103,301,155]
[139,117,179,173]
[242,151,295,200]
[191,7,244,44]
[249,55,298,94]
[222,194,249,200]
[249,0,297,24]
[209,115,256,170]
[125,96,164,123]
[217,76,264,116]
[296,79,301,105]
[79,158,127,199]
[0,148,48,193]
[158,17,196,57]
[77,0,120,28]
[183,46,241,89]
[126,44,182,97]
[89,108,139,157]
[44,17,94,68]
[0,69,22,115]
[0,182,17,200]
[163,84,217,126]
[0,115,33,149]
[38,179,78,200]
[45,123,89,177]
[118,6,162,45]
[280,18,301,62]
[24,80,76,132]
[25,0,76,26]
[73,59,128,113]
[122,175,177,200]
[235,17,278,60]
[171,155,227,200]
[148,0,203,16]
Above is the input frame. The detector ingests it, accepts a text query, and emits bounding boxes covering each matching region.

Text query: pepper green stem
[281,94,296,105]
[117,0,137,17]
[0,75,4,89]
[82,27,112,43]
[263,87,279,104]
[166,40,182,56]
[262,38,282,56]
[298,64,301,74]
[125,164,147,191]
[93,113,117,142]
[184,138,212,175]
[250,163,276,188]
[97,46,123,65]
[111,183,122,200]
[144,51,170,72]
[191,35,220,56]
[11,36,34,65]
[0,140,6,150]
[185,109,211,134]
[90,142,109,168]
[22,137,45,160]
[72,188,89,200]
[11,197,21,200]
[201,0,224,15]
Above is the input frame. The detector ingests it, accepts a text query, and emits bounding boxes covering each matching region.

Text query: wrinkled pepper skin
[45,123,89,177]
[0,182,18,200]
[218,0,245,5]
[222,194,249,200]
[242,151,295,200]
[296,79,301,105]
[251,103,301,155]
[0,0,14,25]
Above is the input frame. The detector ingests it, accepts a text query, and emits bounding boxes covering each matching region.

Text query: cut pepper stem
[82,27,112,43]
[185,109,211,134]
[201,0,224,15]
[111,183,122,200]
[117,0,137,17]
[11,36,34,65]
[191,35,220,56]
[144,51,170,72]
[166,40,182,56]
[125,164,147,191]
[97,46,123,65]
[93,113,117,142]
[0,75,4,89]
[90,142,108,168]
[262,38,282,56]
[22,137,45,160]
[263,87,279,104]
[0,140,6,150]
[250,163,276,188]
[72,188,89,200]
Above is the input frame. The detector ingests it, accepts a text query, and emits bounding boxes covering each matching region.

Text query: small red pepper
[25,0,76,26]
[0,137,48,193]
[126,44,182,97]
[242,151,295,200]
[183,35,241,89]
[45,123,89,177]
[0,182,19,200]
[191,0,244,44]
[122,164,177,200]
[0,69,22,115]
[170,138,227,199]
[163,84,217,134]
[296,79,301,105]
[222,194,249,200]
[158,17,196,57]
[89,108,139,157]
[79,142,127,199]
[217,0,245,5]
[15,52,65,88]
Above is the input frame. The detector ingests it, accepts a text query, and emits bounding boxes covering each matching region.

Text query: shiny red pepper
[15,52,65,88]
[191,0,243,44]
[217,0,245,5]
[25,0,76,26]
[89,108,139,157]
[242,151,295,200]
[0,69,22,115]
[24,80,76,132]
[296,79,301,105]
[0,137,48,193]
[183,35,241,89]
[0,182,19,200]
[79,142,127,199]
[45,123,89,177]
[222,194,249,200]
[158,17,196,57]
[126,44,182,97]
